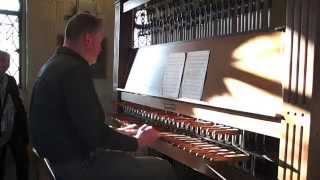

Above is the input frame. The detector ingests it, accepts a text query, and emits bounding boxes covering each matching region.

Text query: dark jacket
[0,75,28,144]
[29,47,137,164]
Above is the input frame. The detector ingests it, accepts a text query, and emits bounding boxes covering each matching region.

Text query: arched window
[0,0,21,83]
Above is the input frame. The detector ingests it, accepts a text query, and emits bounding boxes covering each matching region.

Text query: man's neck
[63,41,90,64]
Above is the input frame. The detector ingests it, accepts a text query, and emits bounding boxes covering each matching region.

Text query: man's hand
[117,124,138,136]
[134,124,160,148]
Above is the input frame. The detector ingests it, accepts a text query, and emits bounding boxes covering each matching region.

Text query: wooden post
[278,0,320,179]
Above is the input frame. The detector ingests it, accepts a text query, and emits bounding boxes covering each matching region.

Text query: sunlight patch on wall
[231,34,284,83]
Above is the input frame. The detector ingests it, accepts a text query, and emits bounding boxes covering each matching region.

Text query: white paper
[180,50,210,100]
[162,53,186,98]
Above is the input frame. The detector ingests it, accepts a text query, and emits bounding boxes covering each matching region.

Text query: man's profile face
[85,29,104,65]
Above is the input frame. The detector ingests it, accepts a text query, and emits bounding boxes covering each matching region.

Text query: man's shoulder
[40,53,87,78]
[52,53,88,70]
[4,74,19,94]
[6,74,17,84]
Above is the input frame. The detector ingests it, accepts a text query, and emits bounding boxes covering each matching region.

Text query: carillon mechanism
[109,101,279,179]
[133,0,279,47]
[114,0,320,179]
[134,9,151,47]
[116,102,244,149]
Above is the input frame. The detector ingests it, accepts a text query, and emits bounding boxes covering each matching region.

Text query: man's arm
[63,64,138,151]
[7,75,29,144]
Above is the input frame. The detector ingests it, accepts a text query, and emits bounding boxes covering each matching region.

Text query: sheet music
[162,53,186,98]
[125,47,165,96]
[180,50,210,100]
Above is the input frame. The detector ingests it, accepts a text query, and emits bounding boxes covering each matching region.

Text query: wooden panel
[282,0,294,103]
[113,1,121,103]
[307,0,320,179]
[278,0,320,179]
[202,31,283,117]
[114,1,135,93]
[278,113,309,180]
[289,0,301,103]
[125,31,283,117]
[297,0,308,105]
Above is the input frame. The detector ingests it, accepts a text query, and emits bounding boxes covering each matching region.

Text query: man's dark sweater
[29,47,137,164]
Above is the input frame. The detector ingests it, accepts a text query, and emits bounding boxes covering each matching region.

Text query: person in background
[29,13,176,180]
[0,50,29,180]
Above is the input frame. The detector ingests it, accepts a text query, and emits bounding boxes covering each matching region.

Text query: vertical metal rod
[209,2,213,37]
[235,0,239,33]
[232,0,237,33]
[263,0,270,29]
[241,0,245,32]
[212,1,216,37]
[252,0,256,30]
[222,1,226,35]
[196,7,200,39]
[257,0,261,29]
[198,6,201,39]
[218,0,222,35]
[221,1,224,35]
[189,7,192,40]
[206,3,210,38]
[227,0,231,34]
[244,1,249,32]
[248,0,253,31]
